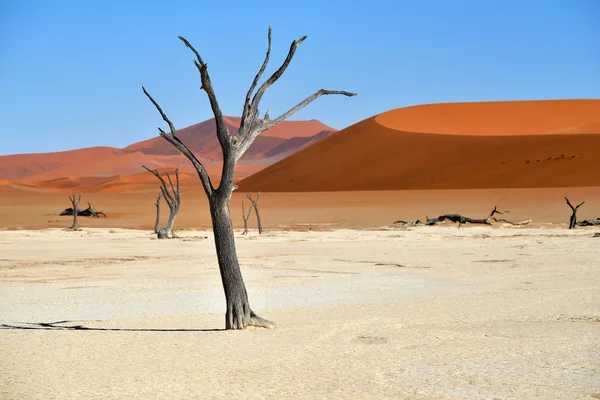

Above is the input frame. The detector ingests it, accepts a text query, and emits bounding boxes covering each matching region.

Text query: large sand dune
[237,100,600,192]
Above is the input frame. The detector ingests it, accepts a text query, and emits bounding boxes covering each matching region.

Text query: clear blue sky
[1,0,598,155]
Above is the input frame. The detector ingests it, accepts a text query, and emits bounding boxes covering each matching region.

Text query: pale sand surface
[1,227,599,399]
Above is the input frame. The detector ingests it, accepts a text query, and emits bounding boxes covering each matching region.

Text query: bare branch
[240,27,272,131]
[165,171,176,197]
[142,87,214,197]
[565,196,584,211]
[250,34,307,113]
[235,89,357,160]
[142,165,174,206]
[565,196,574,210]
[142,86,179,141]
[178,36,230,150]
[158,186,171,208]
[175,168,180,198]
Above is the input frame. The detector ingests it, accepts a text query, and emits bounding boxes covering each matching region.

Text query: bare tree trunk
[68,194,81,230]
[160,200,179,239]
[154,193,162,234]
[241,200,252,235]
[210,186,274,329]
[565,197,585,229]
[246,192,263,234]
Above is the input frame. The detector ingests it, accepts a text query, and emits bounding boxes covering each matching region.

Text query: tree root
[247,311,276,329]
[157,229,179,239]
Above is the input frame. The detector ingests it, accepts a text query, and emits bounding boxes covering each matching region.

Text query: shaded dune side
[236,117,600,192]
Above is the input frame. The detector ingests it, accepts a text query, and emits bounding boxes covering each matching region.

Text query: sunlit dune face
[375,100,600,136]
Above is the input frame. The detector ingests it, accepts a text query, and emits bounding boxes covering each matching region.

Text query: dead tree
[393,219,422,226]
[565,197,585,229]
[427,206,506,227]
[154,192,162,234]
[246,192,263,234]
[577,218,600,226]
[142,27,355,329]
[241,200,252,235]
[143,166,181,239]
[67,194,81,230]
[394,207,531,228]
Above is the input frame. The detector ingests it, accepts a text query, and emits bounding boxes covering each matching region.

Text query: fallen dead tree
[577,218,600,227]
[392,219,423,226]
[427,206,506,226]
[60,201,107,218]
[394,206,532,227]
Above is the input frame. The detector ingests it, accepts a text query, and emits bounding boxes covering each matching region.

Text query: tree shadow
[0,320,224,332]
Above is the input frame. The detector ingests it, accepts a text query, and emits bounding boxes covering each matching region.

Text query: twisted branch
[142,87,214,197]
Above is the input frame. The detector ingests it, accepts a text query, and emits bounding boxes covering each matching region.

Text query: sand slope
[237,100,600,192]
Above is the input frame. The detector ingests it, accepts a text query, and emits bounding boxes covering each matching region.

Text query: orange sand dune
[19,152,192,182]
[1,117,334,191]
[237,100,600,192]
[19,164,262,195]
[376,99,600,136]
[0,147,120,180]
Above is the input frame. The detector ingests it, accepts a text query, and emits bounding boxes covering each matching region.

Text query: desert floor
[1,226,599,399]
[2,186,600,230]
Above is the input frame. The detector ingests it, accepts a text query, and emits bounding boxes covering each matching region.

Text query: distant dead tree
[142,27,355,329]
[67,194,81,230]
[154,192,162,234]
[246,192,263,234]
[143,166,181,239]
[565,197,585,229]
[241,200,252,235]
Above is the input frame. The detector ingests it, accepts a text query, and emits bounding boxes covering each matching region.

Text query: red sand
[237,100,600,192]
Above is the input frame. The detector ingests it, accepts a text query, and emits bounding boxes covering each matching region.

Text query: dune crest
[375,99,600,136]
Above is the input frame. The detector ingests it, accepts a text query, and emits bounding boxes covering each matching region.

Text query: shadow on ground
[0,321,224,332]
